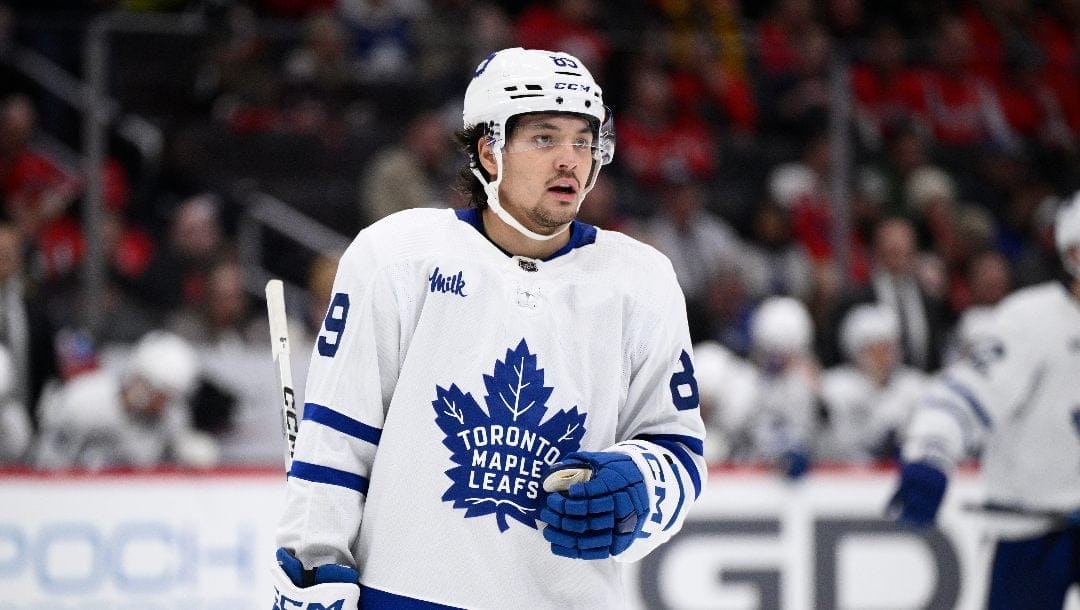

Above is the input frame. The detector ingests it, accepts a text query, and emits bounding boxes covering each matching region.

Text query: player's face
[487,113,594,235]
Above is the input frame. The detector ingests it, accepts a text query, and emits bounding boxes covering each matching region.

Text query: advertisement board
[1,467,1075,609]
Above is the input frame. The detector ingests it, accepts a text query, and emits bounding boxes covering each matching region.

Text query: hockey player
[33,330,217,469]
[743,296,821,479]
[272,48,707,609]
[818,303,926,463]
[888,192,1080,609]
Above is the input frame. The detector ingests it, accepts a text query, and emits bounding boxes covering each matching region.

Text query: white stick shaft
[265,279,298,473]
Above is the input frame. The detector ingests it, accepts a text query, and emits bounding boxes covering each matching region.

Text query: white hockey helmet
[463,47,614,240]
[1055,190,1080,278]
[129,331,200,397]
[840,303,900,362]
[751,297,814,354]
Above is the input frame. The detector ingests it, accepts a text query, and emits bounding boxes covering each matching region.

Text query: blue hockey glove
[539,451,650,560]
[887,461,948,527]
[272,548,359,610]
[778,449,811,480]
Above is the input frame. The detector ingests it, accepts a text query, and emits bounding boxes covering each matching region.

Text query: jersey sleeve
[608,264,708,563]
[902,297,1034,470]
[276,231,401,571]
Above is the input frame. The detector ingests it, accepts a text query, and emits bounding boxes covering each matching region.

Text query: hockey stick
[266,279,299,473]
[961,501,1077,528]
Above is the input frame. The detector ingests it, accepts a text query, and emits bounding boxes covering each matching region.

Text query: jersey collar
[455,208,597,262]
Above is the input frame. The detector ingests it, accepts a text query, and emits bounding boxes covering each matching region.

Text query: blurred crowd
[0,0,1077,473]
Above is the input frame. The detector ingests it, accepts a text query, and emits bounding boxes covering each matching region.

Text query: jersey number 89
[318,292,351,357]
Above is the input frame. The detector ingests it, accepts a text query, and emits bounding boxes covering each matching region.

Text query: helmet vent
[524,84,543,90]
[554,71,582,76]
[509,94,544,99]
[504,86,518,91]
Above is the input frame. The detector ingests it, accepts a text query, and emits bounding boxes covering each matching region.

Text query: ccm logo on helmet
[554,82,591,91]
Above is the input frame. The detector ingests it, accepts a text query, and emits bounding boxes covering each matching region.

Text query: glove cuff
[273,548,359,608]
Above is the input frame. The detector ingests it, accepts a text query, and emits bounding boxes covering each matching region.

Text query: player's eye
[532,134,554,147]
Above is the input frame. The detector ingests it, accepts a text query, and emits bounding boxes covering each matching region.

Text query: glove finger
[612,531,635,555]
[542,525,579,548]
[550,543,581,559]
[556,515,591,534]
[538,507,562,529]
[580,546,612,560]
[546,493,589,517]
[572,471,618,498]
[612,491,635,519]
[588,494,615,514]
[628,482,649,516]
[589,511,615,530]
[577,529,614,550]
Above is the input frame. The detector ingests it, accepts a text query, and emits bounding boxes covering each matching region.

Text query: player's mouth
[547,179,578,202]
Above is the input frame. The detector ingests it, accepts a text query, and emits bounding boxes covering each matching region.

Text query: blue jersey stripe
[942,376,994,429]
[289,461,369,494]
[304,403,382,446]
[636,435,703,499]
[635,433,704,456]
[360,584,464,609]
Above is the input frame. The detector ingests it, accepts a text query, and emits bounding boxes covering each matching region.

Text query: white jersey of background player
[818,303,926,463]
[693,340,758,463]
[273,48,707,610]
[890,193,1080,608]
[699,297,819,477]
[0,344,32,462]
[33,331,217,470]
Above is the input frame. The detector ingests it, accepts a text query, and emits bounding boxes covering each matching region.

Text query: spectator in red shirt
[849,23,923,150]
[615,66,716,188]
[514,0,610,75]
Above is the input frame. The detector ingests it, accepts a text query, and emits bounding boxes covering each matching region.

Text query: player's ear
[478,137,498,179]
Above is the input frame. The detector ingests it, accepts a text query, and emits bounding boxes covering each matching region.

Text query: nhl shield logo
[432,339,587,532]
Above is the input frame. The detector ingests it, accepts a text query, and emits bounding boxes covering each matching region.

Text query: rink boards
[1,466,1076,609]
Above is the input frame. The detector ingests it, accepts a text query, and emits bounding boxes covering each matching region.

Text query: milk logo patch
[432,339,587,532]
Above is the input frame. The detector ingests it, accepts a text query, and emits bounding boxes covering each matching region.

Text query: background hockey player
[0,344,32,462]
[888,191,1080,609]
[694,296,820,479]
[273,47,707,609]
[33,330,217,470]
[818,303,926,463]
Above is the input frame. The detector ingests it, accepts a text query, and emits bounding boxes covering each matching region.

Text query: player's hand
[272,548,359,610]
[778,449,811,480]
[886,461,948,527]
[539,451,649,560]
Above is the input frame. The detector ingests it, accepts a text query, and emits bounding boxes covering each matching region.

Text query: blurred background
[0,0,1078,607]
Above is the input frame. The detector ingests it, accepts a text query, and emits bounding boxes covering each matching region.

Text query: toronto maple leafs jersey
[903,281,1080,538]
[277,208,707,608]
[817,365,926,462]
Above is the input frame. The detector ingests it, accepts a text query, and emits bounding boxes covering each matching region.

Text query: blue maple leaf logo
[432,339,587,532]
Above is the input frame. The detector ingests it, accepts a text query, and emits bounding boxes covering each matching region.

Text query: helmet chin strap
[473,146,598,243]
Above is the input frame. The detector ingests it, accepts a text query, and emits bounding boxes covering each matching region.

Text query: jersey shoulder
[591,228,680,287]
[991,282,1073,330]
[340,208,459,270]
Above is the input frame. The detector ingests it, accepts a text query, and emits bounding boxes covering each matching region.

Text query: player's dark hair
[454,124,489,210]
[454,116,526,210]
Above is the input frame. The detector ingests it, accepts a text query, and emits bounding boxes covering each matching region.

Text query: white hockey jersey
[818,364,926,462]
[33,369,191,469]
[277,208,708,609]
[904,281,1080,537]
